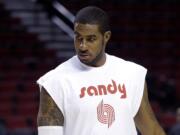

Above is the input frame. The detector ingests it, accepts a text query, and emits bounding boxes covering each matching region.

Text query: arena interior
[0,0,179,135]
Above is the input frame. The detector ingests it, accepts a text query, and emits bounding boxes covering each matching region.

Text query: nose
[79,40,87,51]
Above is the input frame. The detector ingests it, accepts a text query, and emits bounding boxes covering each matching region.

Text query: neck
[90,53,106,67]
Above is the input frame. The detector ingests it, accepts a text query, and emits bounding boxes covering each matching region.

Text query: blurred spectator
[158,76,176,110]
[0,118,7,135]
[146,74,159,101]
[168,108,180,135]
[11,128,34,135]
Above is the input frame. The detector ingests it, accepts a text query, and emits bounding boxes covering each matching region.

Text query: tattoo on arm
[37,87,64,126]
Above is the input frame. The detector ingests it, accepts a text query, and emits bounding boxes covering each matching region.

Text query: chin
[80,59,94,66]
[80,59,91,64]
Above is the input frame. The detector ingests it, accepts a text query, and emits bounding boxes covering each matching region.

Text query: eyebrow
[86,35,96,38]
[74,32,96,38]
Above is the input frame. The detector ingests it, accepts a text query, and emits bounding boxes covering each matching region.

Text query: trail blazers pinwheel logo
[97,100,115,128]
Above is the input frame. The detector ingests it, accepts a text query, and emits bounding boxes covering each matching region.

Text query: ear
[104,31,111,44]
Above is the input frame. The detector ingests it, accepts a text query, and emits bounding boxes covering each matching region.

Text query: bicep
[134,82,165,135]
[37,87,64,126]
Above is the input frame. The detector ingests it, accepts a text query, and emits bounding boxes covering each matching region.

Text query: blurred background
[0,0,179,135]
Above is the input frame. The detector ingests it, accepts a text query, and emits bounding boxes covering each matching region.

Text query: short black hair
[74,6,110,33]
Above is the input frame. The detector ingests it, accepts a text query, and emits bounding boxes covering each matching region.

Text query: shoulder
[126,61,147,72]
[108,54,147,72]
[37,56,78,83]
[55,55,77,73]
[50,55,79,75]
[107,54,126,64]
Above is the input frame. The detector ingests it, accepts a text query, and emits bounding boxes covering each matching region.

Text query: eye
[75,35,83,42]
[87,37,96,42]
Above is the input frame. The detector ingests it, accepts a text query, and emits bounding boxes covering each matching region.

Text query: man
[37,6,166,135]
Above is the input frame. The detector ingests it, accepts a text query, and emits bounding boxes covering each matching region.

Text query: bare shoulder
[37,87,64,126]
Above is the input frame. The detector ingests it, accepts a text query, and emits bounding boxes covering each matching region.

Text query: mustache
[78,50,89,55]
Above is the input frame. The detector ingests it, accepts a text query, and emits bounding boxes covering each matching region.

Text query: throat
[91,53,106,67]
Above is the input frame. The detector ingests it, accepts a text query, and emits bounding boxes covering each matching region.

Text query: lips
[78,53,90,60]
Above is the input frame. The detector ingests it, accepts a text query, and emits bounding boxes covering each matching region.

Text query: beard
[85,40,106,67]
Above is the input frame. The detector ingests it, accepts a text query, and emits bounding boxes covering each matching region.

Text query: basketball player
[37,6,166,135]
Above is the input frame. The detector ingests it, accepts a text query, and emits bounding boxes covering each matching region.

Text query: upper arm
[134,82,166,135]
[37,87,64,126]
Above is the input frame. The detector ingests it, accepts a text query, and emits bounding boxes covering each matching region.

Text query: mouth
[78,53,90,61]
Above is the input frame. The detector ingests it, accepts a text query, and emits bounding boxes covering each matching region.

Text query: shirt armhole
[132,68,147,117]
[37,77,65,116]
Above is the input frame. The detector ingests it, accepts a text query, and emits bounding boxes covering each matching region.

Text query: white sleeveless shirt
[37,54,147,135]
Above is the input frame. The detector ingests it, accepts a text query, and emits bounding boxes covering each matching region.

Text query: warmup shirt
[37,54,147,135]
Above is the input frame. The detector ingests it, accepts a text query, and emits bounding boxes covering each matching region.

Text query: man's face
[74,23,110,66]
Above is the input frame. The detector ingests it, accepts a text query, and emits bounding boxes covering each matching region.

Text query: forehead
[74,23,101,36]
